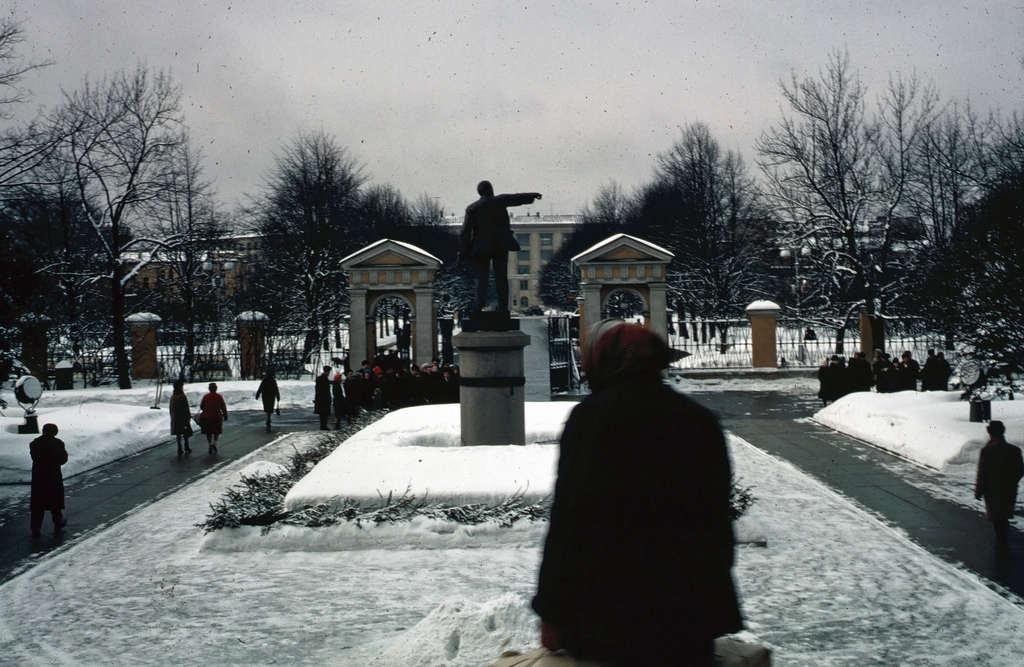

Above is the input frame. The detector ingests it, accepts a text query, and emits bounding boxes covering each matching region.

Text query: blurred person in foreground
[532,320,742,666]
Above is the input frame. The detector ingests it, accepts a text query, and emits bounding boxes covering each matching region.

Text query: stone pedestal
[746,300,780,369]
[454,320,530,446]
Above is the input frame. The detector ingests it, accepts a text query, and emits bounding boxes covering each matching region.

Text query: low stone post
[746,300,780,369]
[127,313,161,380]
[237,311,268,379]
[454,316,531,446]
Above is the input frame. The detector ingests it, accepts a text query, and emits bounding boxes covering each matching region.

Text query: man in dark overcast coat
[460,180,541,313]
[30,423,69,539]
[976,420,1024,559]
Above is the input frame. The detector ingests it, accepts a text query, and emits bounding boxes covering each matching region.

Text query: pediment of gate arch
[571,233,674,266]
[340,239,442,272]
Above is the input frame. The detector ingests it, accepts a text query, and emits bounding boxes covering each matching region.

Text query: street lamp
[779,246,811,318]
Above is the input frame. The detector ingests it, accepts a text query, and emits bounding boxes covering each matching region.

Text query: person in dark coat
[199,382,228,455]
[897,351,920,391]
[847,351,874,392]
[331,371,347,428]
[817,356,844,406]
[314,365,333,430]
[532,320,742,666]
[343,370,362,422]
[30,423,68,539]
[255,370,281,432]
[975,421,1024,559]
[460,180,542,313]
[169,379,193,459]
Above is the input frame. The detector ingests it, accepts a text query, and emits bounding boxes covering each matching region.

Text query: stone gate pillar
[236,311,268,379]
[126,312,161,380]
[746,301,780,368]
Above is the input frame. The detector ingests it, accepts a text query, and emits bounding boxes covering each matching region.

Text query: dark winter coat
[169,392,192,436]
[255,375,280,413]
[30,433,68,511]
[847,357,874,392]
[460,193,537,259]
[314,373,333,416]
[199,391,228,435]
[331,374,346,416]
[976,437,1024,523]
[897,358,920,391]
[817,362,844,402]
[532,378,742,661]
[344,374,362,418]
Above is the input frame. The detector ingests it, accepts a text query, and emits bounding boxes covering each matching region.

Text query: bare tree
[757,50,934,341]
[153,135,226,379]
[52,66,184,388]
[247,130,366,366]
[0,17,60,191]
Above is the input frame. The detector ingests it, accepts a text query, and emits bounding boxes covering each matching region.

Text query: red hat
[581,320,670,392]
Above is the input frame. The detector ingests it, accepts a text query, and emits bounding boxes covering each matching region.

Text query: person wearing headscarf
[532,320,743,665]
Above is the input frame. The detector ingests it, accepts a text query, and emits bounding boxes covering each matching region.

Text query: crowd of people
[817,348,953,406]
[312,350,461,430]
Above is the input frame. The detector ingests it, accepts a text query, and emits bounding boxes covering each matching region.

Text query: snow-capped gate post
[746,301,780,368]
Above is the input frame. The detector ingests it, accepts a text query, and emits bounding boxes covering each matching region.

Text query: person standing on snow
[975,420,1024,560]
[314,365,333,430]
[199,382,228,455]
[532,320,742,666]
[169,379,193,459]
[30,423,69,539]
[255,370,281,432]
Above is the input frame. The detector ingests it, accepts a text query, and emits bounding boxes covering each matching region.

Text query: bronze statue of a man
[460,180,542,313]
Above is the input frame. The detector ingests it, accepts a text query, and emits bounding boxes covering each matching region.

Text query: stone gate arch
[341,239,442,368]
[571,233,674,342]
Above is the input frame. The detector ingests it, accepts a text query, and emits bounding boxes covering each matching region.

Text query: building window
[541,249,554,261]
[142,277,150,289]
[516,233,530,247]
[517,265,531,275]
[519,280,529,290]
[520,297,529,307]
[518,250,531,261]
[540,233,553,246]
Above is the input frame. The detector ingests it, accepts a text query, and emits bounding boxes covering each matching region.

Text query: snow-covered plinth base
[812,390,1017,470]
[283,403,576,511]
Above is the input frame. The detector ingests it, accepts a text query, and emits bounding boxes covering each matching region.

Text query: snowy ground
[0,379,318,484]
[1,376,1024,665]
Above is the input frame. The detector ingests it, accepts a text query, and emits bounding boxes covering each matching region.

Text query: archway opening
[604,289,646,324]
[371,295,413,367]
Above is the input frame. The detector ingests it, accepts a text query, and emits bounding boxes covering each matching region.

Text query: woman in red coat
[199,382,228,455]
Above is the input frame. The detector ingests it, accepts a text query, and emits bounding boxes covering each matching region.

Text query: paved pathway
[693,389,1024,599]
[0,408,319,584]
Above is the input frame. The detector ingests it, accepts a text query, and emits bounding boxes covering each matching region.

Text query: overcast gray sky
[8,1,1024,217]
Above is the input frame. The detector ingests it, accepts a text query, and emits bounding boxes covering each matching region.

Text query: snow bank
[0,379,320,483]
[812,391,1024,470]
[0,403,167,483]
[358,594,540,667]
[283,403,575,511]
